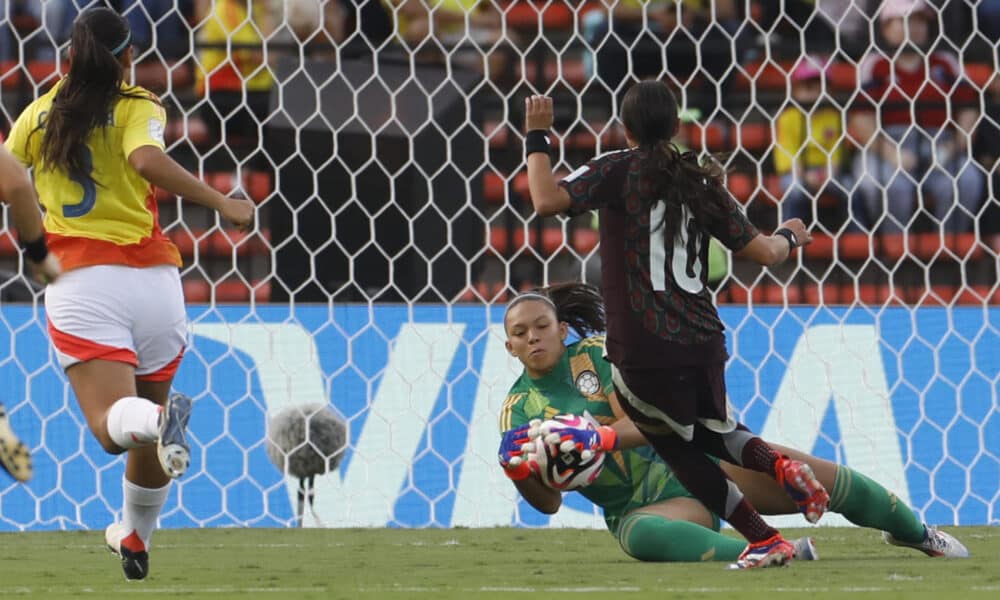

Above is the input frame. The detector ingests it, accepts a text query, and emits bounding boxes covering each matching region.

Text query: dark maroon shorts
[613,362,729,431]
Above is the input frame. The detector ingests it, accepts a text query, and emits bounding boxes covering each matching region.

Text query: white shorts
[45,264,187,381]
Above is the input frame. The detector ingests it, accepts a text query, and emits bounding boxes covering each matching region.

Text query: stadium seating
[0,6,994,308]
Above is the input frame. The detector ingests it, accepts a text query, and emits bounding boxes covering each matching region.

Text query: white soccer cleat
[157,393,192,479]
[727,534,796,569]
[883,525,970,558]
[105,523,150,580]
[792,537,819,561]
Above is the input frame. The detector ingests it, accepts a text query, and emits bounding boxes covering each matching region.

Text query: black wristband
[524,129,551,157]
[21,235,48,263]
[774,227,797,252]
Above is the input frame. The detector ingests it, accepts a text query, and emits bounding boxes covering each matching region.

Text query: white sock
[106,396,161,449]
[122,478,171,549]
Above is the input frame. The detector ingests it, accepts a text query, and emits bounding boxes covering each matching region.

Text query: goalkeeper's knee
[617,513,678,562]
[616,511,744,562]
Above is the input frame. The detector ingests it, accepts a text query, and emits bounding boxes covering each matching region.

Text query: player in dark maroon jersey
[523,80,822,569]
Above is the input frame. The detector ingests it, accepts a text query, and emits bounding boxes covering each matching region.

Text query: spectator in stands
[849,0,983,234]
[582,0,740,110]
[979,2,1000,41]
[0,0,70,61]
[279,0,391,59]
[1,1,194,64]
[974,74,1000,234]
[774,56,848,229]
[756,0,840,56]
[385,0,510,81]
[194,0,274,166]
[123,1,194,60]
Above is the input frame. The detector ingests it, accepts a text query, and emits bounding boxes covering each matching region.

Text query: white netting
[0,0,997,530]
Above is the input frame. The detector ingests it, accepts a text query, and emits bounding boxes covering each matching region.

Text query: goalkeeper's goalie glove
[543,424,618,460]
[498,420,541,481]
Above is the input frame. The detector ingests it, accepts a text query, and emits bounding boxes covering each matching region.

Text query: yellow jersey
[773,106,844,175]
[195,0,272,95]
[5,80,181,271]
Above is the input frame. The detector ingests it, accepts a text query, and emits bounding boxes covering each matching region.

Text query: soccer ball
[524,414,606,491]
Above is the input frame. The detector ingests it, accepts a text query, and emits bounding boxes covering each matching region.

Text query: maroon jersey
[559,149,758,368]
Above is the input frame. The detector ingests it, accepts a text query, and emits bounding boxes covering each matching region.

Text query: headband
[110,31,131,56]
[505,292,556,313]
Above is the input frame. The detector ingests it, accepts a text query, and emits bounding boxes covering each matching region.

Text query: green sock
[828,465,926,544]
[616,512,746,562]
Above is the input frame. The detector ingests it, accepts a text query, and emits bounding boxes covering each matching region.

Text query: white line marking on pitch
[0,589,330,595]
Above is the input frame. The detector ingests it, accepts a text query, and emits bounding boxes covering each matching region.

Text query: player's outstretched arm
[0,146,60,282]
[735,218,813,267]
[524,95,571,217]
[128,146,254,231]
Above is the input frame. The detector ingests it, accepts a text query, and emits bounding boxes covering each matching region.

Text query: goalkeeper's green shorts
[604,459,723,536]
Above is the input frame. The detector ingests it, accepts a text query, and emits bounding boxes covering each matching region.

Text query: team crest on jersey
[575,370,600,395]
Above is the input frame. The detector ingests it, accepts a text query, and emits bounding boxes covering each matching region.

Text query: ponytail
[621,81,730,240]
[536,282,606,338]
[637,142,729,240]
[36,7,151,185]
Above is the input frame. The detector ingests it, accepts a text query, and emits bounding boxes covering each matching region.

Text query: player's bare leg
[68,361,185,580]
[693,425,830,523]
[724,445,967,558]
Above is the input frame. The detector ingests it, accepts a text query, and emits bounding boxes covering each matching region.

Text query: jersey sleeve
[4,103,38,166]
[558,151,628,217]
[121,96,167,158]
[498,392,529,432]
[707,192,760,252]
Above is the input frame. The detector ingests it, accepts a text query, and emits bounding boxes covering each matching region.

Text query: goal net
[0,0,997,530]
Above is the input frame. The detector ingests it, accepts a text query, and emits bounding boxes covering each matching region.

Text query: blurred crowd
[0,0,997,238]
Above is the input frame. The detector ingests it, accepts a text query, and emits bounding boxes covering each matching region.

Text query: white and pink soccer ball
[523,414,606,491]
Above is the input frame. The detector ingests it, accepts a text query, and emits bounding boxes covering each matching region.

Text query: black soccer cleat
[157,393,192,479]
[0,403,32,482]
[105,524,149,581]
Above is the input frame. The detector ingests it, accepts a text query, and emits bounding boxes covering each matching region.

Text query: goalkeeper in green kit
[497,282,969,564]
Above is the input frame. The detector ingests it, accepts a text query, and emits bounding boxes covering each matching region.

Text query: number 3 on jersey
[63,146,97,218]
[650,201,704,294]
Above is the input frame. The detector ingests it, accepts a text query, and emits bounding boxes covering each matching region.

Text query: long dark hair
[507,282,606,338]
[621,81,729,240]
[37,7,149,184]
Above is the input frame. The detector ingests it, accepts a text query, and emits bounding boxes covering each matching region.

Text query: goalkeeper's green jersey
[499,336,702,533]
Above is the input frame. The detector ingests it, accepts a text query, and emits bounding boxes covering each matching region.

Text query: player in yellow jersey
[4,7,253,581]
[0,145,62,483]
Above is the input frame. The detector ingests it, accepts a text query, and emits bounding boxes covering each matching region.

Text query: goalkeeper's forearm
[513,474,562,514]
[611,417,650,450]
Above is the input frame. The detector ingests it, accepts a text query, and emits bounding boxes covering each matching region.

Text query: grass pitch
[0,526,997,599]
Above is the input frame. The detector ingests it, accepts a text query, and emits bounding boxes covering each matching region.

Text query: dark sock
[739,437,782,474]
[691,423,782,475]
[726,498,780,543]
[644,432,778,544]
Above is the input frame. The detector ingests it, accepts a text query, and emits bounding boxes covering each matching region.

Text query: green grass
[0,527,997,599]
